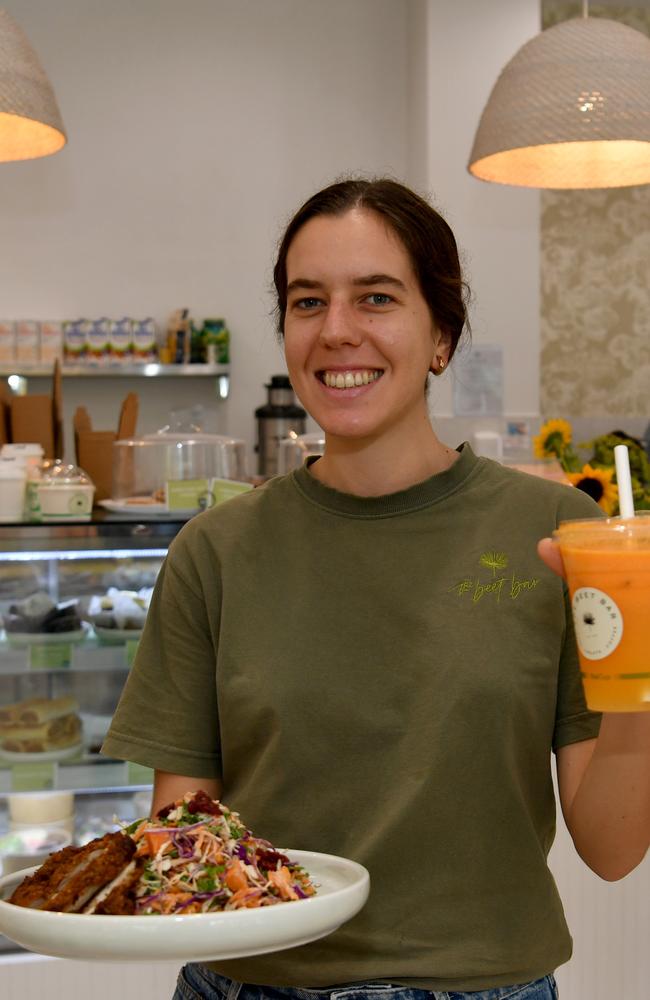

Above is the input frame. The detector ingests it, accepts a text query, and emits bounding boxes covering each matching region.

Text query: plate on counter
[0,849,370,962]
[0,743,83,763]
[99,499,197,517]
[3,624,90,648]
[92,625,143,645]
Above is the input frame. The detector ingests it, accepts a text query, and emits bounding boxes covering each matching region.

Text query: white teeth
[322,370,382,389]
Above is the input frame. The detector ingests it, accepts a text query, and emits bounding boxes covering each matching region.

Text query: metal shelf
[0,363,229,378]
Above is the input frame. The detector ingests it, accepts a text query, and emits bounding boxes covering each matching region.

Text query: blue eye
[365,293,393,305]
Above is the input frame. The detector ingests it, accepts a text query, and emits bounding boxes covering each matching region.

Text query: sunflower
[565,464,619,515]
[533,418,573,460]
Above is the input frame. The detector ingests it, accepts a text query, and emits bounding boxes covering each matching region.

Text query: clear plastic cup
[554,513,650,712]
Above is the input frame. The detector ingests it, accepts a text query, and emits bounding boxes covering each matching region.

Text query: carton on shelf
[63,320,89,365]
[73,393,138,501]
[8,361,63,460]
[39,321,64,364]
[0,322,16,363]
[86,318,111,366]
[15,321,39,363]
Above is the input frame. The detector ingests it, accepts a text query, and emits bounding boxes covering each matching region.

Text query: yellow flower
[565,464,619,515]
[533,418,573,459]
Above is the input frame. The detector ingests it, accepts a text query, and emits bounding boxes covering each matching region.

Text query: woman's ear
[429,329,451,376]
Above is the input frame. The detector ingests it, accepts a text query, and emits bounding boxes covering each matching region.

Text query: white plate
[93,625,143,645]
[3,624,89,648]
[99,499,197,517]
[0,849,369,962]
[0,743,83,763]
[99,499,168,514]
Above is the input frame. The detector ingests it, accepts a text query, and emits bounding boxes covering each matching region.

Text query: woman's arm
[556,719,650,880]
[151,770,223,818]
[538,537,650,880]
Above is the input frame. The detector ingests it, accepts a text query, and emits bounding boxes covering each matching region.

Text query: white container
[1,443,46,520]
[8,791,74,825]
[0,457,26,523]
[35,463,95,522]
[37,483,95,521]
[472,430,504,462]
[1,442,44,475]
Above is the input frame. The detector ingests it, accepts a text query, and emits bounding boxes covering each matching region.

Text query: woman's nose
[318,301,362,347]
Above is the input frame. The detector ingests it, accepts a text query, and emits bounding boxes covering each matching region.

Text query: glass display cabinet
[0,515,188,841]
[0,514,191,954]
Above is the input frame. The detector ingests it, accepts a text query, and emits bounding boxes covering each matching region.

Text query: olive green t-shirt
[103,444,602,991]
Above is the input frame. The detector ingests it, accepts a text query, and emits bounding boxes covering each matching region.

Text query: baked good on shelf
[0,696,82,754]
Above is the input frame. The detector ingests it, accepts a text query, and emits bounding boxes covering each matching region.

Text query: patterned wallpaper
[540,4,650,417]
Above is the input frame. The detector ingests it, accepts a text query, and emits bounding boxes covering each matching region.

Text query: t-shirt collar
[291,442,479,517]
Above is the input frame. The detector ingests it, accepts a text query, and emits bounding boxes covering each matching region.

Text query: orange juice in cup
[554,513,650,712]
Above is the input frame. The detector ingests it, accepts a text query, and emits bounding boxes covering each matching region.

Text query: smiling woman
[273,179,471,496]
[101,177,647,1000]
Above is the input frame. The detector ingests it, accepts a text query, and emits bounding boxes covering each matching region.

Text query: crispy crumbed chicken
[8,831,136,912]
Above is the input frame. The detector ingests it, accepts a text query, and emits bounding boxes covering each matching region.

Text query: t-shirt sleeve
[552,585,602,752]
[552,486,603,753]
[101,538,222,777]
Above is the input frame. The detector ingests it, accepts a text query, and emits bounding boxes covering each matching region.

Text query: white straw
[614,444,635,518]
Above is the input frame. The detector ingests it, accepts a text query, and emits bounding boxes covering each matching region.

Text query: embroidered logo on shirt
[449,551,540,604]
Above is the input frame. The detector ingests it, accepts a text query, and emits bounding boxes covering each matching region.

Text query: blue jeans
[172,967,559,1000]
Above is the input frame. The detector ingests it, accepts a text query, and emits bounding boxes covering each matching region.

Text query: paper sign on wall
[452,345,503,417]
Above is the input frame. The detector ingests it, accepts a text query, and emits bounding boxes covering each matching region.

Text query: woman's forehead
[286,208,414,281]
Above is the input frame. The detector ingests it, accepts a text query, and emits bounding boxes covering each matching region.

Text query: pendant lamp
[468,13,650,189]
[0,8,66,162]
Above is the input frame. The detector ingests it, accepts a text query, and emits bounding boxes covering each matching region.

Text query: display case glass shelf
[0,363,229,377]
[0,517,187,796]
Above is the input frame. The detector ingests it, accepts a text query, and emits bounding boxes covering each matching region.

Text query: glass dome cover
[39,462,92,486]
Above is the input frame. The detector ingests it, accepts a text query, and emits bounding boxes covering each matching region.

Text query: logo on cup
[571,587,623,660]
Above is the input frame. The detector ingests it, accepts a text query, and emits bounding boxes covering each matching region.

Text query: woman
[103,179,649,1000]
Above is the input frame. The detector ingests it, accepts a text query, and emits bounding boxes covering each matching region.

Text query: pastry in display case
[0,514,188,944]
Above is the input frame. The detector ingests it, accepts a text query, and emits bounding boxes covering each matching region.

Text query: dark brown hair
[273,177,471,361]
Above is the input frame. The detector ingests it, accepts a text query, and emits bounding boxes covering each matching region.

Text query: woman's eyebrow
[286,278,323,295]
[352,273,406,290]
[287,274,407,295]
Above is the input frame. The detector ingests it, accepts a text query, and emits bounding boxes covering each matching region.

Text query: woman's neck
[308,425,458,497]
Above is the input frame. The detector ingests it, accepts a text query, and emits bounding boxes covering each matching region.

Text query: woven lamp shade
[468,17,650,189]
[0,9,66,162]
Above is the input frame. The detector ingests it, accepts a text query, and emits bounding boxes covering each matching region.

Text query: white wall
[0,0,409,463]
[408,0,542,444]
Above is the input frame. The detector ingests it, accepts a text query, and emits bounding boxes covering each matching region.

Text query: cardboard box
[9,361,63,459]
[74,392,138,502]
[0,380,11,445]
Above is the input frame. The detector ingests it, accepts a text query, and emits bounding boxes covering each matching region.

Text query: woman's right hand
[151,770,222,818]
